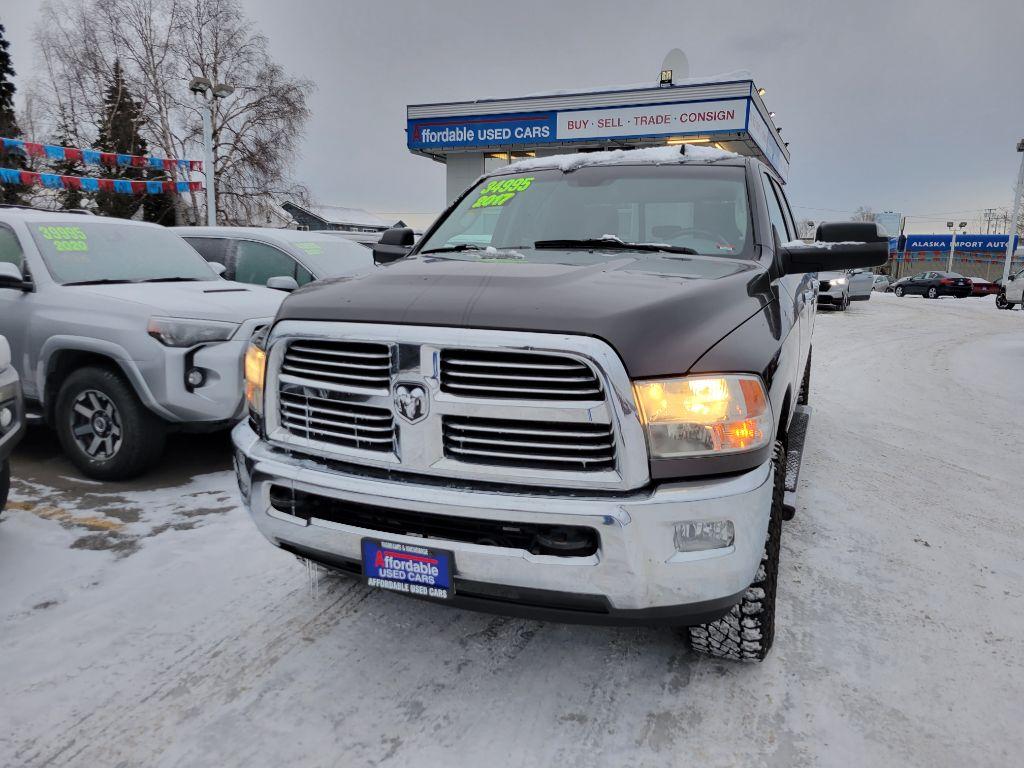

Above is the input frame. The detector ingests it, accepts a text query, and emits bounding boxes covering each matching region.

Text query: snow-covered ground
[1,293,1022,767]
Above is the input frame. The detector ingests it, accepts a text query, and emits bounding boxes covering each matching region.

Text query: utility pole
[1002,139,1024,284]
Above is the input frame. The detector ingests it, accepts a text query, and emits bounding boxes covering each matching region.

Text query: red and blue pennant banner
[0,167,202,195]
[1,137,202,173]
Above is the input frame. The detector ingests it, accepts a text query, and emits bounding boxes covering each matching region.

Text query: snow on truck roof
[496,144,741,175]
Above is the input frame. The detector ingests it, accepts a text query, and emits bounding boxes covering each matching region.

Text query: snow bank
[503,144,737,174]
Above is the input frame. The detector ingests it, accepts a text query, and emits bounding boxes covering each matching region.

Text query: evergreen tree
[51,115,84,210]
[0,23,25,205]
[93,60,148,219]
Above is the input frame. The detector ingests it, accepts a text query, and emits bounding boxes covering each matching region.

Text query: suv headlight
[828,277,847,286]
[147,317,239,347]
[632,375,772,459]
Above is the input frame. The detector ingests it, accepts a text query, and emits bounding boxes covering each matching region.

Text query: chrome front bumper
[232,422,774,622]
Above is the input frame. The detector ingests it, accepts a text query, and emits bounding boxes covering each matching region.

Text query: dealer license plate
[361,539,454,600]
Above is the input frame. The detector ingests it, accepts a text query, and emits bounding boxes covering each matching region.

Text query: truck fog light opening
[674,520,735,553]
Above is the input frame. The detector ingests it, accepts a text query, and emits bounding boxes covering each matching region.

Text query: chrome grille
[443,416,616,472]
[279,387,395,452]
[440,349,602,400]
[281,340,392,391]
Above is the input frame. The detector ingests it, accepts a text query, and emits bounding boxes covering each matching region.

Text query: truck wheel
[55,366,166,480]
[688,441,784,662]
[798,350,812,406]
[0,459,9,512]
[996,293,1009,310]
[894,286,905,297]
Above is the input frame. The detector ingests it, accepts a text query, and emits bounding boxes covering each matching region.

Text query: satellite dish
[660,49,689,85]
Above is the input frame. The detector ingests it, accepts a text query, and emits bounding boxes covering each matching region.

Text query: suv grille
[279,387,395,452]
[443,416,616,472]
[281,340,392,391]
[440,349,601,400]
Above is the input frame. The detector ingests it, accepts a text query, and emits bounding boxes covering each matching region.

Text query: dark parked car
[967,277,1000,297]
[179,228,376,292]
[892,270,971,298]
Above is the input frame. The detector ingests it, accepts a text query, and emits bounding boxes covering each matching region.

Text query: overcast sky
[3,0,1023,232]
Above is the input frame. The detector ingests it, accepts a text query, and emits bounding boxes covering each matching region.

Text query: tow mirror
[0,261,28,291]
[266,275,299,292]
[780,221,888,275]
[372,227,415,265]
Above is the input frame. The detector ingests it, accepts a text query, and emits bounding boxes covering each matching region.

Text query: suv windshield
[29,222,218,285]
[419,164,753,259]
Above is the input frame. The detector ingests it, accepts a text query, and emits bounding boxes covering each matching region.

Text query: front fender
[37,336,177,421]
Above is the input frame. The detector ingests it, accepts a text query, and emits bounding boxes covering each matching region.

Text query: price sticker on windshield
[37,225,88,252]
[295,241,323,255]
[471,176,534,209]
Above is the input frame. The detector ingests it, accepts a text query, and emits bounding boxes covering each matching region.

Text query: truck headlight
[632,375,772,458]
[244,342,267,417]
[147,317,239,347]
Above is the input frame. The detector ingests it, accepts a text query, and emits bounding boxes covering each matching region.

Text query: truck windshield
[29,221,218,285]
[419,164,753,259]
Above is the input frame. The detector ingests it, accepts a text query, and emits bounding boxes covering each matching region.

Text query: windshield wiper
[420,244,530,255]
[533,238,698,255]
[138,277,204,283]
[62,278,136,286]
[420,244,486,254]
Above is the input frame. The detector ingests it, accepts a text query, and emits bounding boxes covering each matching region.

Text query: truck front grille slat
[279,388,395,452]
[281,340,392,391]
[440,349,602,400]
[444,416,616,471]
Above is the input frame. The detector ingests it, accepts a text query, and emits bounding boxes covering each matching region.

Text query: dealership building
[406,77,790,202]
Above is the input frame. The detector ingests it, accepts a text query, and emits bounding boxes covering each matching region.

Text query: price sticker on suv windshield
[471,176,534,209]
[37,225,89,252]
[295,241,324,255]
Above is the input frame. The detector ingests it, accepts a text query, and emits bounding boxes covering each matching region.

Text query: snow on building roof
[281,201,389,228]
[500,144,739,175]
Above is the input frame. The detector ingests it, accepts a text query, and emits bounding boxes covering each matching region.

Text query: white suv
[996,266,1023,309]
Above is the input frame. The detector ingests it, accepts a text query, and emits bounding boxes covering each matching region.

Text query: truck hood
[69,280,284,322]
[275,251,775,378]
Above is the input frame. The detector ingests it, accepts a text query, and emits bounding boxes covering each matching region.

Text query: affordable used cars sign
[407,112,556,149]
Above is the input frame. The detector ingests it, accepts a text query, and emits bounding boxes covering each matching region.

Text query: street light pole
[188,77,234,227]
[200,103,216,226]
[1002,139,1024,284]
[946,220,967,272]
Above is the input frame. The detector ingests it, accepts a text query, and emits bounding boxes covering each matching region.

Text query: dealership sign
[556,98,746,140]
[407,112,556,150]
[903,234,1018,253]
[407,94,788,178]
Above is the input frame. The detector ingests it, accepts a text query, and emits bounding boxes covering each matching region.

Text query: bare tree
[29,0,313,224]
[852,206,876,222]
[176,0,313,224]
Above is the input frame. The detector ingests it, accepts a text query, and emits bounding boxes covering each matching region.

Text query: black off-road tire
[0,459,9,511]
[55,366,166,480]
[688,441,784,662]
[894,286,905,297]
[798,350,812,406]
